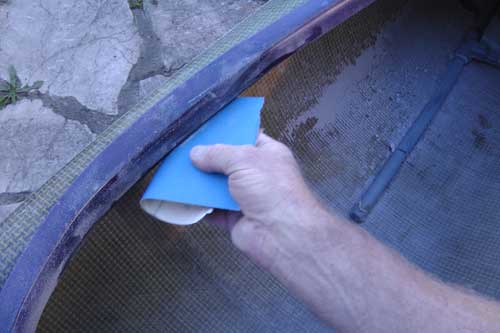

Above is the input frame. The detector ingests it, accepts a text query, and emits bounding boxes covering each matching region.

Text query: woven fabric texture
[40,1,406,331]
[36,0,500,331]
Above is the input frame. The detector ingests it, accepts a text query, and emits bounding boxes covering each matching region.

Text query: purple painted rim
[0,0,374,331]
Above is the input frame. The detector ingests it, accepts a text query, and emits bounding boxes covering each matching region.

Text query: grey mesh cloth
[35,0,500,331]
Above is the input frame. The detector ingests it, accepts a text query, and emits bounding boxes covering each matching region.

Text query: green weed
[0,66,43,109]
[128,0,143,10]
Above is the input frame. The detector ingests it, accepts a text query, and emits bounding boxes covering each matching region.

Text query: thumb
[190,144,252,174]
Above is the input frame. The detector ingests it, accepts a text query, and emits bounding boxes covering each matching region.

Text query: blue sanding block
[140,97,264,225]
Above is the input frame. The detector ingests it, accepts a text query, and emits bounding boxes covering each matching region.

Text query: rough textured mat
[39,0,405,331]
[38,0,500,331]
[365,62,500,298]
[38,175,326,332]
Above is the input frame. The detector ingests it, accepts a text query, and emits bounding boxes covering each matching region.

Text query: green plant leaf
[0,95,8,106]
[8,65,20,87]
[128,0,143,9]
[9,90,16,103]
[31,80,44,90]
[0,79,10,92]
[16,85,30,93]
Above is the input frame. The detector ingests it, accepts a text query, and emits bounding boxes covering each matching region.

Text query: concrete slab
[145,0,263,73]
[0,203,20,222]
[0,0,141,114]
[0,99,94,193]
[0,1,262,223]
[138,74,168,101]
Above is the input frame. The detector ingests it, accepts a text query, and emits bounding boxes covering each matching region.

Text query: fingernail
[190,146,206,161]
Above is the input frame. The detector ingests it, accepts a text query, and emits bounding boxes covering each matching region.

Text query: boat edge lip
[0,0,375,331]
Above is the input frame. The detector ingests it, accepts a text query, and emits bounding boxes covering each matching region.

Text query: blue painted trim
[0,0,375,331]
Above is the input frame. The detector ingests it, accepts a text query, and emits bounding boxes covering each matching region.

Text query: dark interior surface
[38,0,500,331]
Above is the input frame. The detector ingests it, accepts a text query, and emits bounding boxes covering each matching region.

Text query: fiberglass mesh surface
[39,1,404,331]
[40,0,500,331]
[37,174,327,332]
[365,62,500,298]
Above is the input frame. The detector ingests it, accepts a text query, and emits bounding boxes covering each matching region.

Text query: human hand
[190,133,327,271]
[194,135,500,333]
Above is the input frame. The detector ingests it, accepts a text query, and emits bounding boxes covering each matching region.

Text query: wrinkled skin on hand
[190,133,325,271]
[190,132,500,333]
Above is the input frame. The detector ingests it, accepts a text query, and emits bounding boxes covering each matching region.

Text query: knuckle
[276,142,293,155]
[211,143,226,154]
[209,144,228,160]
[202,146,216,162]
[266,139,289,153]
[240,145,257,157]
[234,145,256,164]
[265,142,295,162]
[206,144,260,172]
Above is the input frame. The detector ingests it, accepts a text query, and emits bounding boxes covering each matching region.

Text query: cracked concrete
[0,99,94,194]
[146,0,263,73]
[35,93,116,133]
[117,7,168,115]
[138,74,169,101]
[119,1,265,114]
[0,203,20,222]
[0,0,263,222]
[0,191,31,205]
[0,0,141,115]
